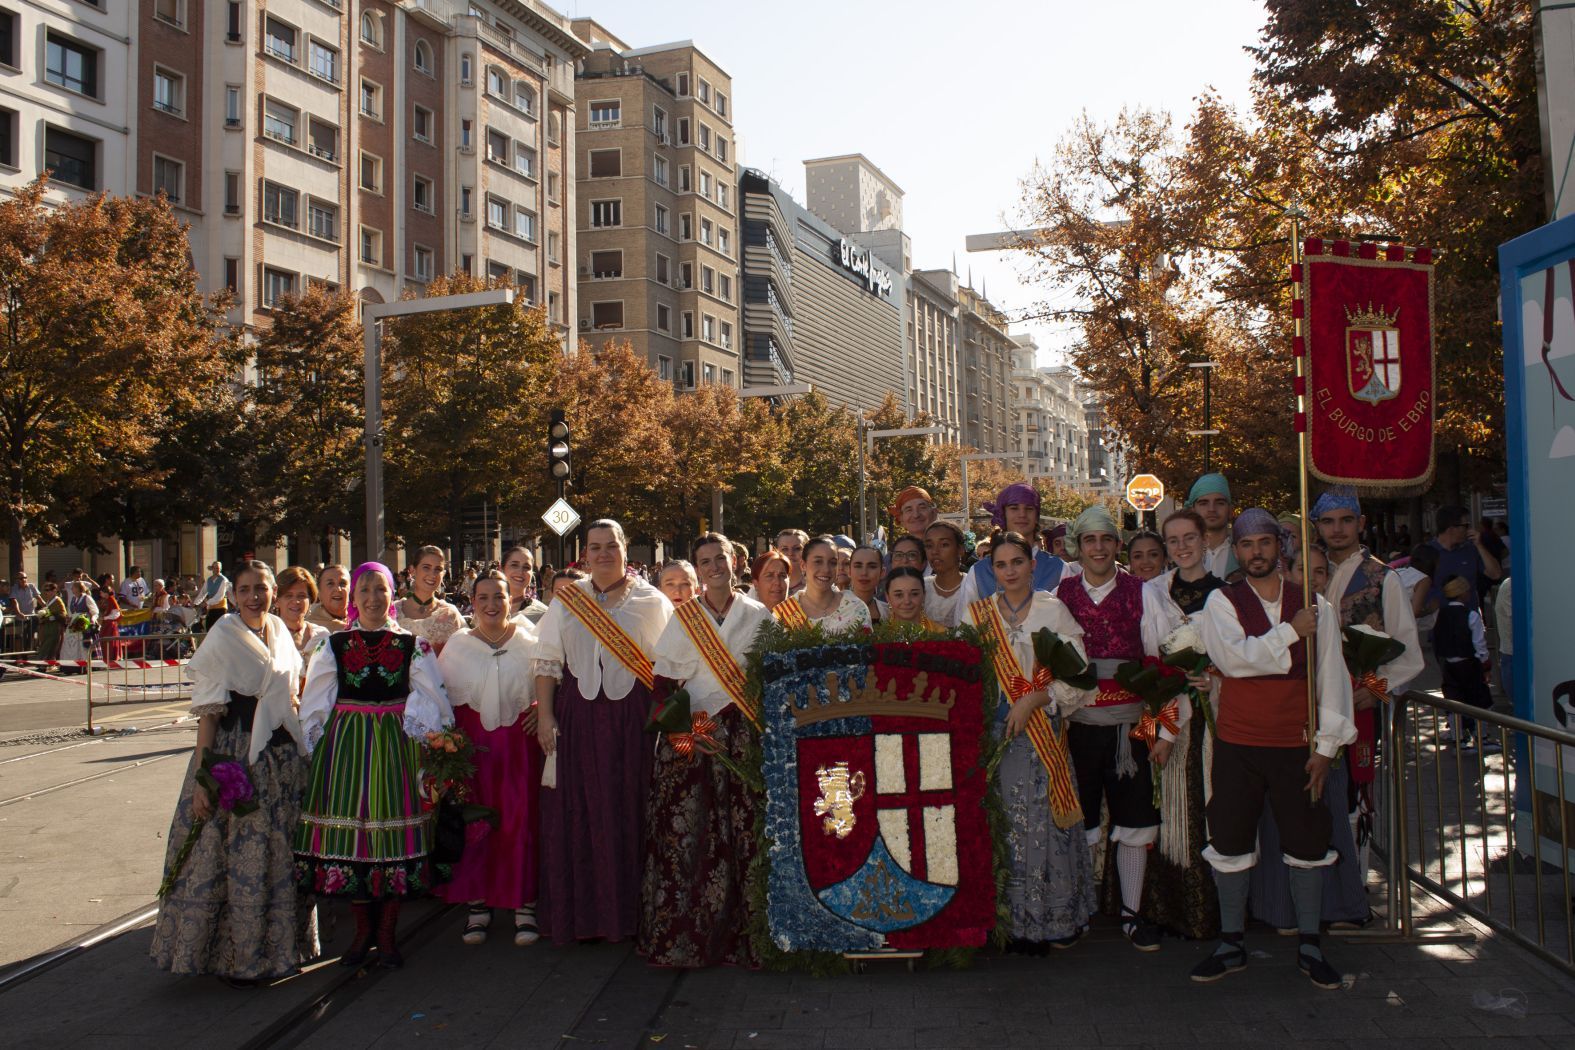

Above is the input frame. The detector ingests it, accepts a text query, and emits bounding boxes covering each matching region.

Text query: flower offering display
[755,634,999,956]
[646,685,761,789]
[157,752,258,899]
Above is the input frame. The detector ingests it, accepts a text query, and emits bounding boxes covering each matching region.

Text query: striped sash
[556,583,655,690]
[773,597,810,630]
[970,598,1084,829]
[673,598,759,728]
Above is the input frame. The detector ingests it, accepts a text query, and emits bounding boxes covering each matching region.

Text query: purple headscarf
[1230,507,1281,545]
[984,483,1041,529]
[347,561,398,626]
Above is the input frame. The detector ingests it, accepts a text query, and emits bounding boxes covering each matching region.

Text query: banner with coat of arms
[757,637,998,954]
[1299,239,1436,492]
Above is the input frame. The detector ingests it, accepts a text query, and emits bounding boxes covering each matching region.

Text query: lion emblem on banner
[1345,301,1402,406]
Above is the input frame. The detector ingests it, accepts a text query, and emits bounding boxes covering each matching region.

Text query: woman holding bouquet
[59,579,98,667]
[1138,508,1225,939]
[395,546,465,653]
[151,561,317,984]
[437,570,543,947]
[966,532,1095,949]
[294,563,452,969]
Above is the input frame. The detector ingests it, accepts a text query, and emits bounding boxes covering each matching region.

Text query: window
[0,11,15,67]
[412,105,433,143]
[514,83,535,115]
[702,315,716,342]
[653,155,668,187]
[514,209,536,242]
[591,250,622,278]
[413,39,433,75]
[309,200,337,241]
[717,138,728,162]
[461,253,473,274]
[460,53,473,85]
[655,254,670,284]
[699,124,712,151]
[658,355,673,381]
[720,321,733,349]
[460,119,473,150]
[589,100,620,127]
[414,245,433,280]
[43,126,95,188]
[309,40,338,83]
[46,33,98,97]
[547,231,560,263]
[676,72,690,96]
[486,196,508,230]
[226,2,241,41]
[679,165,691,191]
[263,99,298,144]
[224,257,239,293]
[549,291,560,322]
[360,11,382,48]
[359,152,381,192]
[653,106,667,140]
[412,175,433,214]
[360,80,381,120]
[517,272,536,303]
[680,213,692,240]
[308,118,337,161]
[700,218,713,246]
[223,170,240,213]
[486,67,507,98]
[460,186,472,215]
[153,156,182,202]
[718,184,728,209]
[719,228,731,254]
[704,363,716,385]
[262,267,297,307]
[360,227,382,265]
[698,80,711,104]
[680,262,693,289]
[716,92,728,117]
[722,368,734,386]
[654,204,669,236]
[590,199,621,228]
[588,149,620,178]
[264,18,296,64]
[549,112,561,145]
[487,260,509,281]
[681,312,694,339]
[591,301,624,329]
[547,172,560,202]
[515,145,536,179]
[656,304,671,333]
[225,85,241,126]
[153,68,184,116]
[719,275,732,301]
[678,118,690,145]
[262,181,298,228]
[700,171,711,198]
[701,265,714,294]
[486,129,509,163]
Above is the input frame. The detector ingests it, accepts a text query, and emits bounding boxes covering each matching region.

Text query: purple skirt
[537,669,655,944]
[439,705,541,909]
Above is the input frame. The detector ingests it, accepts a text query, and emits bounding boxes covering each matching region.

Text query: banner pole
[1288,204,1320,797]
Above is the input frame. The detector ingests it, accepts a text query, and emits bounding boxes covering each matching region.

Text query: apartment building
[569,20,739,388]
[909,268,962,442]
[958,282,1012,453]
[1012,331,1096,487]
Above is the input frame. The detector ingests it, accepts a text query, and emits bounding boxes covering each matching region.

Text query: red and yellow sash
[673,598,759,728]
[773,597,810,630]
[970,598,1084,829]
[556,582,655,690]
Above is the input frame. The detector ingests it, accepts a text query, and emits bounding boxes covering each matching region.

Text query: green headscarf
[1065,505,1119,562]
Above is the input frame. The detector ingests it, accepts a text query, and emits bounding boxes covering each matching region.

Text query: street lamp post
[363,288,516,560]
[959,452,1018,528]
[712,383,814,536]
[1185,360,1221,474]
[858,424,947,542]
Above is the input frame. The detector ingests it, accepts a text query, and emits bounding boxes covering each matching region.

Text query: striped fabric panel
[294,706,430,862]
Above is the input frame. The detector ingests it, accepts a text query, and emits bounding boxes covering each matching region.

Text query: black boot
[339,901,375,967]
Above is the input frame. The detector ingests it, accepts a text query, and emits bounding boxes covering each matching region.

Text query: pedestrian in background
[306,564,350,633]
[198,562,232,631]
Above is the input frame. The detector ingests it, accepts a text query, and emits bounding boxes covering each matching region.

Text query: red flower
[379,646,404,672]
[342,639,372,674]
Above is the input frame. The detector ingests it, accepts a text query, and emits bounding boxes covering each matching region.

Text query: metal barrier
[1,612,38,656]
[1386,689,1575,976]
[0,624,205,732]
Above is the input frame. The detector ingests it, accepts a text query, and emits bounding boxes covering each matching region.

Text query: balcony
[307,142,337,162]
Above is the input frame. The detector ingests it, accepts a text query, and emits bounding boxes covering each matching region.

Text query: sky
[560,0,1268,366]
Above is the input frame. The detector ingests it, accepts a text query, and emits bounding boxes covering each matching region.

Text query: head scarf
[1230,507,1280,544]
[1186,472,1232,508]
[1064,505,1119,561]
[983,483,1041,529]
[1311,487,1361,520]
[831,533,857,551]
[347,561,397,625]
[888,485,935,521]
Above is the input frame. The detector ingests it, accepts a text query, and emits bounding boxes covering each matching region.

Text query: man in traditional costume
[1251,489,1423,932]
[891,485,939,540]
[639,532,772,967]
[1186,474,1238,581]
[959,483,1068,604]
[1057,506,1164,950]
[1192,509,1355,989]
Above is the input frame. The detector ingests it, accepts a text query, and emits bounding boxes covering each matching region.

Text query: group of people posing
[149,473,1425,993]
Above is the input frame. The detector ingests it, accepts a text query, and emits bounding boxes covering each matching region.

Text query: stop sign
[1125,474,1165,512]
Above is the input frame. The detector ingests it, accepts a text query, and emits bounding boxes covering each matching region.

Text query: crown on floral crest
[790,670,956,726]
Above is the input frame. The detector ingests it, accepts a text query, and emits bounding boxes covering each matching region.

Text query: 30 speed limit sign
[542,497,581,537]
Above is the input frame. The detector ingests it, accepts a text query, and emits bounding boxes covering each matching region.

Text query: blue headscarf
[1186,473,1231,507]
[1311,487,1361,520]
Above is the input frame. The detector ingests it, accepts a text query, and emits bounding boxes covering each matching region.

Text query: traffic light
[547,409,572,486]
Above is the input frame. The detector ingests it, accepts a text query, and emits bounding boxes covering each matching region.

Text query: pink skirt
[438,704,541,908]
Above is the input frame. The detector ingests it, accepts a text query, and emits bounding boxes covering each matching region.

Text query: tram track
[0,747,188,808]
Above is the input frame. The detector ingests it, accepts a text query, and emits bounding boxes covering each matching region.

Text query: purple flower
[208,762,255,810]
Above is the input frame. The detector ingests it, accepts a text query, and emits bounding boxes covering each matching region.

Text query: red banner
[1300,240,1436,491]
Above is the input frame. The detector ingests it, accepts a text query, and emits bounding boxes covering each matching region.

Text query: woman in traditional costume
[275,566,330,666]
[59,579,98,666]
[772,535,871,632]
[884,567,946,634]
[749,551,791,612]
[294,562,451,969]
[966,532,1095,949]
[306,565,350,633]
[33,580,67,660]
[438,570,542,947]
[395,545,464,653]
[1138,508,1225,940]
[923,521,969,627]
[95,574,122,660]
[640,532,771,967]
[848,544,887,624]
[1126,531,1166,582]
[151,561,317,984]
[656,560,699,605]
[534,520,672,944]
[503,544,549,624]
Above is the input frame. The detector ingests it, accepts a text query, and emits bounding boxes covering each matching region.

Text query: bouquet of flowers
[1342,624,1407,704]
[419,727,479,809]
[647,686,760,790]
[1115,656,1191,805]
[157,752,257,898]
[68,613,93,634]
[1031,627,1097,691]
[1159,620,1215,736]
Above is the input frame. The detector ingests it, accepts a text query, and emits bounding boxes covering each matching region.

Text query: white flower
[1160,621,1205,657]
